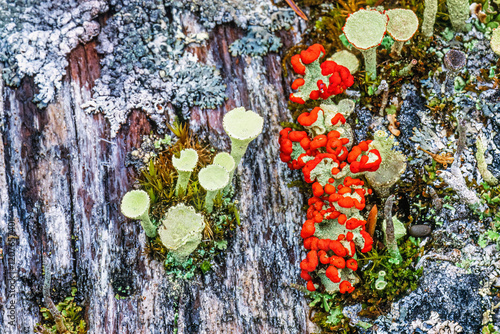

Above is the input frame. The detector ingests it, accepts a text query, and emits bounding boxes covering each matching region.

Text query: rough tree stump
[0,10,315,334]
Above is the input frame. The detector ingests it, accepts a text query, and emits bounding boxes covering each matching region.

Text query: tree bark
[0,17,316,334]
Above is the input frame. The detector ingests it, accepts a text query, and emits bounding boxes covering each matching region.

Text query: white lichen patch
[82,2,228,136]
[0,0,108,107]
[166,0,296,56]
[410,311,463,333]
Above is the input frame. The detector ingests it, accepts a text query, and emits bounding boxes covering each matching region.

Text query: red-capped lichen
[280,44,382,294]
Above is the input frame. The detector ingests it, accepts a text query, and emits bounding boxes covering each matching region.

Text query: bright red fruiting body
[339,280,355,294]
[290,44,354,103]
[280,44,379,294]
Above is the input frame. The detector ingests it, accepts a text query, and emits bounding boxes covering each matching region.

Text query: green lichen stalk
[361,49,377,78]
[447,0,469,32]
[121,190,156,238]
[476,137,499,185]
[422,0,438,38]
[198,165,230,213]
[342,9,387,79]
[391,41,404,55]
[223,107,264,184]
[172,148,199,196]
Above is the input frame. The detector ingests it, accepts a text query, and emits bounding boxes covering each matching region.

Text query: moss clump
[138,123,239,278]
[295,237,423,333]
[35,287,87,334]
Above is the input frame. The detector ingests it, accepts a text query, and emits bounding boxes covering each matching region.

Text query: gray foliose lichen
[2,0,295,136]
[84,0,295,136]
[165,0,296,56]
[82,0,228,136]
[0,0,108,107]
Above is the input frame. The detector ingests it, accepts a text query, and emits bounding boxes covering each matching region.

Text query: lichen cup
[213,152,235,173]
[386,9,419,56]
[213,152,236,193]
[328,50,359,74]
[198,165,230,213]
[223,107,264,183]
[343,9,387,79]
[121,190,156,238]
[158,203,205,261]
[172,148,199,196]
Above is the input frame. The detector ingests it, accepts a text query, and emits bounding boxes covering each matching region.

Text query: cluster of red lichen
[289,44,355,104]
[280,44,381,294]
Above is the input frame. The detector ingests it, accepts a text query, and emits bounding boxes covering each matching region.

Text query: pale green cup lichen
[158,203,205,261]
[213,152,235,173]
[223,107,264,166]
[213,152,236,193]
[223,107,264,184]
[198,164,230,213]
[343,9,387,79]
[386,9,419,56]
[447,0,469,32]
[375,271,387,290]
[421,0,438,38]
[121,190,156,238]
[365,130,406,198]
[491,27,500,56]
[172,148,199,196]
[328,50,359,74]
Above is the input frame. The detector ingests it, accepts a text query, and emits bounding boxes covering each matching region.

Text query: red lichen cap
[301,220,316,239]
[307,280,316,291]
[300,44,326,64]
[300,250,319,272]
[291,54,306,75]
[348,142,382,173]
[298,107,321,127]
[301,270,313,281]
[346,258,358,271]
[310,135,328,150]
[318,238,331,251]
[289,131,308,142]
[324,184,336,194]
[331,113,346,126]
[312,182,324,197]
[289,93,305,104]
[330,256,346,269]
[339,280,355,294]
[360,230,374,253]
[303,236,319,249]
[318,250,330,264]
[330,240,348,257]
[346,218,365,230]
[302,153,339,183]
[291,78,305,90]
[326,265,341,283]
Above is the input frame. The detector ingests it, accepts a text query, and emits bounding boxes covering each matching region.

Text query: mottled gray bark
[0,22,316,334]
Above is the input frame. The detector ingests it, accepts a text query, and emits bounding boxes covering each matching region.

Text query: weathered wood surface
[0,16,317,334]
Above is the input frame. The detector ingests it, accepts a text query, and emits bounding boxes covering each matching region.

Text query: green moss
[291,236,423,332]
[138,124,239,278]
[356,237,423,313]
[35,287,87,334]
